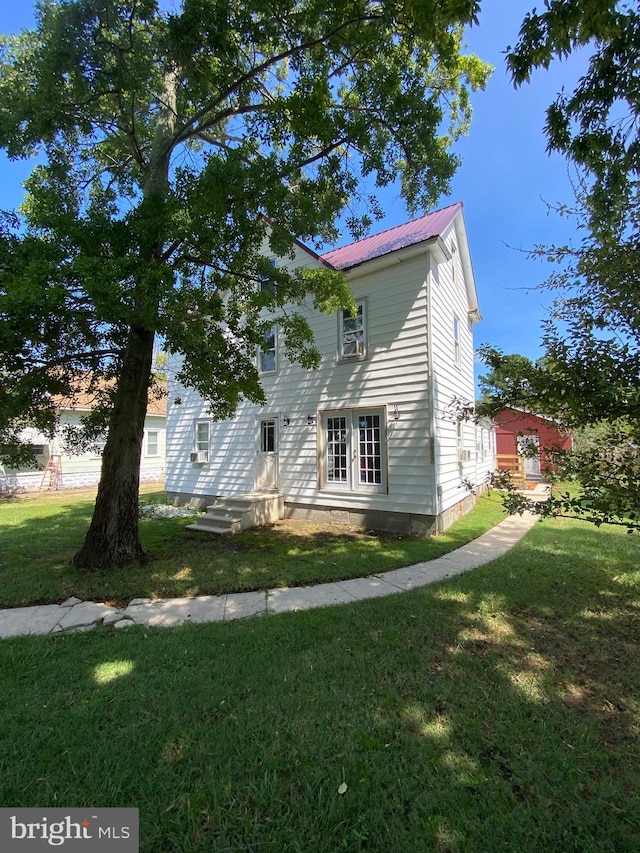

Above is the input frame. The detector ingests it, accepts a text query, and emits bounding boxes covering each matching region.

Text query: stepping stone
[376,566,436,591]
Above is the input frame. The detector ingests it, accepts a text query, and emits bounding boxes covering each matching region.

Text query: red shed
[495,408,572,483]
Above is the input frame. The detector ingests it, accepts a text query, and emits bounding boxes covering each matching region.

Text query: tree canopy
[470,2,640,530]
[476,351,538,415]
[507,0,640,241]
[500,0,640,430]
[476,192,640,530]
[0,0,490,567]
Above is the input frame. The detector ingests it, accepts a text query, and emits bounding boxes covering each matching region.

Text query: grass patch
[1,516,639,851]
[0,490,507,607]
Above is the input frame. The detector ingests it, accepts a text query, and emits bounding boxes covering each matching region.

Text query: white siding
[166,367,256,498]
[428,220,480,515]
[166,249,436,515]
[274,251,433,515]
[166,210,483,525]
[1,410,166,491]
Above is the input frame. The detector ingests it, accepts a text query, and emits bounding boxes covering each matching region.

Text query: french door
[323,409,386,493]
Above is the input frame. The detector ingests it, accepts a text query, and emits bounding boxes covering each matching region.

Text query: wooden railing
[496,453,526,486]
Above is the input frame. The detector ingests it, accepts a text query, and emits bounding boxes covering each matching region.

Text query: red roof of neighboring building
[320,202,462,270]
[52,376,167,416]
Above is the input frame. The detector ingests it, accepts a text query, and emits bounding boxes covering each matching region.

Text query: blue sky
[0,1,587,378]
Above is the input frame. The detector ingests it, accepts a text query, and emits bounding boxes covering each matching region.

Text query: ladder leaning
[39,454,63,491]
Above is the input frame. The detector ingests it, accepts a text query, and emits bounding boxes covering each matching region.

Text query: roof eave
[453,210,482,322]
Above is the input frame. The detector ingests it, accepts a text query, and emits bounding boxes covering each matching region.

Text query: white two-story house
[165,202,495,535]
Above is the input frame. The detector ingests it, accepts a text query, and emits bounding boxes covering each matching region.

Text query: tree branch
[173,11,383,148]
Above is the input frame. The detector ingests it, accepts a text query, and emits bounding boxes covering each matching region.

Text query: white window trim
[453,314,461,368]
[258,417,278,454]
[320,407,387,494]
[192,419,210,464]
[90,436,107,460]
[258,326,278,375]
[259,259,277,295]
[338,298,368,363]
[457,421,471,465]
[145,429,160,458]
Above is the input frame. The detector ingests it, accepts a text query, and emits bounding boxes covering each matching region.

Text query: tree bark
[72,68,177,570]
[72,324,155,570]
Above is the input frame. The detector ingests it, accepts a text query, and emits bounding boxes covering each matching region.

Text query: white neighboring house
[0,385,166,493]
[166,202,495,535]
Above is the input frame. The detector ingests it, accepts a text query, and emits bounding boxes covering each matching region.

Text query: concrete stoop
[186,492,284,534]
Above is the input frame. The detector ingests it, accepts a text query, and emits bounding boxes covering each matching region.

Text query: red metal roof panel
[321,202,462,270]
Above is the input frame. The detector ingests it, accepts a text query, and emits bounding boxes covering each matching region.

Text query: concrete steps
[186,492,284,534]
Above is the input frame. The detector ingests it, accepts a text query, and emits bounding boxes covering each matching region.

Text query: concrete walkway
[0,509,540,640]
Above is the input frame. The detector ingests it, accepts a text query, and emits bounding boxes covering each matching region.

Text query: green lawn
[0,490,507,606]
[1,515,638,851]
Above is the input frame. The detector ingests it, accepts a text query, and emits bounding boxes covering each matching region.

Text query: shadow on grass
[0,516,639,851]
[0,495,507,607]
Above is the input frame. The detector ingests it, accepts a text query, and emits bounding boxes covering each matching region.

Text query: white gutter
[341,235,450,281]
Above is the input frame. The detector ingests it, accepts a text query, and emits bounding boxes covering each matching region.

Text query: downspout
[425,255,440,525]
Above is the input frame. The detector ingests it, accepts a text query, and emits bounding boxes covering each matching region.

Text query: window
[90,436,107,459]
[339,299,367,360]
[457,421,470,465]
[326,416,348,484]
[260,259,276,295]
[322,408,386,492]
[145,430,159,457]
[258,327,277,374]
[453,315,461,367]
[191,420,210,463]
[260,418,276,454]
[358,414,383,485]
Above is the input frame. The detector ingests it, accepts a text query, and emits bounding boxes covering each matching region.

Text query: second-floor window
[259,327,277,374]
[339,299,367,360]
[453,315,461,367]
[260,259,277,295]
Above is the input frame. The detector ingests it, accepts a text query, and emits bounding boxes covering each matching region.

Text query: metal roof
[52,378,167,416]
[320,202,463,270]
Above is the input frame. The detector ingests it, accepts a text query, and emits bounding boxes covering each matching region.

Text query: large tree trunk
[72,324,155,570]
[73,69,177,571]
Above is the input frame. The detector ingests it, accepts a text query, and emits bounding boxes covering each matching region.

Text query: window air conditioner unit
[457,448,472,463]
[190,451,209,463]
[343,337,364,357]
